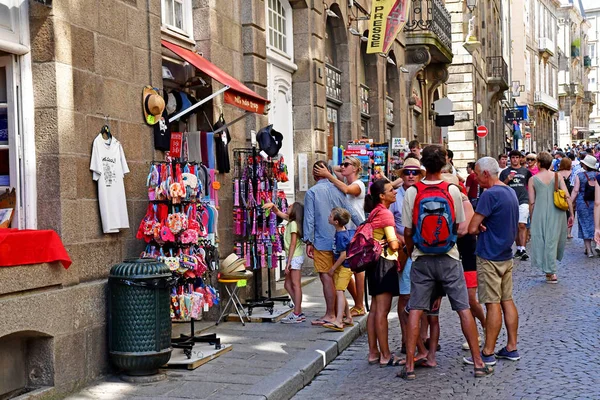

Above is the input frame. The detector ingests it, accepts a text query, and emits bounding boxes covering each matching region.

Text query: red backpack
[411,181,458,254]
[347,209,383,273]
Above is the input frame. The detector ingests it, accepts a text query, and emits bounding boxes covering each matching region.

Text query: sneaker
[495,346,521,361]
[514,249,523,258]
[281,312,304,324]
[461,336,482,350]
[520,250,529,261]
[463,352,497,366]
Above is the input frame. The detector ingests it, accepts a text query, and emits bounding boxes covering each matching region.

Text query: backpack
[346,209,383,273]
[412,181,458,254]
[581,172,596,202]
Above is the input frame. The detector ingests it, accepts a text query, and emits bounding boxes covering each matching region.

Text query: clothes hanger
[101,115,112,143]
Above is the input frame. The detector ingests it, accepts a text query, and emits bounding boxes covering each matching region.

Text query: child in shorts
[323,207,355,332]
[263,201,305,324]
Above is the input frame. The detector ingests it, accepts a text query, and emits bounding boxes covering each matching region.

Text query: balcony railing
[584,55,592,68]
[486,56,509,90]
[538,37,555,57]
[534,91,559,112]
[403,0,452,54]
[584,90,596,105]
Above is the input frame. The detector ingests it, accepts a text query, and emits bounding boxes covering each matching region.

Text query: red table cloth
[0,229,72,269]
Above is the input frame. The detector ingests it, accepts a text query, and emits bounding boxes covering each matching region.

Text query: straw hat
[581,154,598,170]
[142,86,166,125]
[399,158,425,177]
[220,253,247,274]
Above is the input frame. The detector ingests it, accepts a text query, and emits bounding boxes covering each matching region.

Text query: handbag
[553,173,569,211]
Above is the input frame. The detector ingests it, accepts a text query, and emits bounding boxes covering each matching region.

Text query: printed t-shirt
[371,203,399,261]
[284,220,305,258]
[475,184,519,261]
[90,134,130,233]
[333,229,355,267]
[401,180,465,261]
[499,166,532,205]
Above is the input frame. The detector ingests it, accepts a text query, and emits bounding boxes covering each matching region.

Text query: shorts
[333,266,353,291]
[399,257,412,295]
[518,203,529,224]
[289,256,304,270]
[313,250,334,273]
[408,255,469,312]
[464,271,478,288]
[476,257,514,304]
[405,283,445,316]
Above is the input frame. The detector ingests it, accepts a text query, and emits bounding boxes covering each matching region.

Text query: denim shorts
[407,255,469,312]
[399,257,412,295]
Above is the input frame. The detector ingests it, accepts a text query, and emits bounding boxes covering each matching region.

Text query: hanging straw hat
[581,154,598,170]
[142,86,166,125]
[220,253,247,274]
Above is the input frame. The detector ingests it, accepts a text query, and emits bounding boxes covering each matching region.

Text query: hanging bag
[553,173,569,211]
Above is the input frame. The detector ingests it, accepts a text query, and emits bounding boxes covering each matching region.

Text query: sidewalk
[66,277,368,400]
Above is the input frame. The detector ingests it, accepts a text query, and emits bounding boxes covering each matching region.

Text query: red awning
[161,40,269,115]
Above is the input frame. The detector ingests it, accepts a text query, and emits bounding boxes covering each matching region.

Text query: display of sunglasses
[403,169,420,176]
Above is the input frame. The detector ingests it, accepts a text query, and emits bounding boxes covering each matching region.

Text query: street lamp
[466,0,477,13]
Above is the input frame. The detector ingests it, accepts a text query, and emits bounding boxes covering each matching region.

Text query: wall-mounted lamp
[466,0,477,13]
[349,27,361,36]
[379,53,396,66]
[326,9,339,18]
[399,66,409,73]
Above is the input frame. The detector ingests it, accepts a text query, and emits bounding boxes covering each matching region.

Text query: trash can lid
[109,258,171,279]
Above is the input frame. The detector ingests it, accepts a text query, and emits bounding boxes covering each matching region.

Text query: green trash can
[108,258,174,376]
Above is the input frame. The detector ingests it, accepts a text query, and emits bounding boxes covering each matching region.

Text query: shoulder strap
[554,173,559,191]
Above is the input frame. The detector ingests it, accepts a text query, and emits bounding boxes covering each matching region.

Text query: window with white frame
[161,0,193,39]
[267,0,288,55]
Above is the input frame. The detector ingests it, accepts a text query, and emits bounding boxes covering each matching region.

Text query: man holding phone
[499,150,533,260]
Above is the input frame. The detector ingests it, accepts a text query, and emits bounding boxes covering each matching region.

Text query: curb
[241,313,369,400]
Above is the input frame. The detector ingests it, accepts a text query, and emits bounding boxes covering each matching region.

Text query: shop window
[161,0,193,39]
[325,64,342,102]
[267,0,289,55]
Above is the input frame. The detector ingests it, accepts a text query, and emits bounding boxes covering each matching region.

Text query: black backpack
[582,172,596,202]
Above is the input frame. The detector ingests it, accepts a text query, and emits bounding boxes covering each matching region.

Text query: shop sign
[367,0,397,54]
[391,137,403,150]
[504,105,528,123]
[170,132,183,157]
[224,91,266,115]
[382,0,411,54]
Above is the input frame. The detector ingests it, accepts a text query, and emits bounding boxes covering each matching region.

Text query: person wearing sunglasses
[526,154,539,176]
[313,156,368,317]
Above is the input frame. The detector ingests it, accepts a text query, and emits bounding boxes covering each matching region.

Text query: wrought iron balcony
[584,55,592,68]
[403,0,452,64]
[534,91,559,112]
[584,90,596,105]
[486,56,509,91]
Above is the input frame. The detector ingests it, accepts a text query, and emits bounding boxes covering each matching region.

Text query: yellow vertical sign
[366,0,396,54]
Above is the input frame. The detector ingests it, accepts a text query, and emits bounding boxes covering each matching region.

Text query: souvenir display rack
[232,147,290,315]
[136,158,222,356]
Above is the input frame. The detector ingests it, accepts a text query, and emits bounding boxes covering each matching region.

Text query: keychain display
[232,149,287,270]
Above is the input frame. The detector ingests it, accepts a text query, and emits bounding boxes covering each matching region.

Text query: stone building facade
[585,3,600,136]
[0,0,453,397]
[446,0,509,168]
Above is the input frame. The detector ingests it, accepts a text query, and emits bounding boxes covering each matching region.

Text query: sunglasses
[341,162,353,168]
[403,170,420,176]
[526,158,536,161]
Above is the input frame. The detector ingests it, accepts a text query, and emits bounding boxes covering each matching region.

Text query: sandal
[379,354,402,368]
[342,318,354,327]
[368,352,380,365]
[396,367,416,380]
[350,307,366,317]
[322,322,344,332]
[545,274,558,284]
[474,365,494,378]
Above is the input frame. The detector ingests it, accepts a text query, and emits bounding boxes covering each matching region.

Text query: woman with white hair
[570,155,599,257]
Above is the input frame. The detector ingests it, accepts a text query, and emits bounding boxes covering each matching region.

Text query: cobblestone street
[294,238,600,400]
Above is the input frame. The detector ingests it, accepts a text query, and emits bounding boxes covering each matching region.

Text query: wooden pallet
[166,344,232,370]
[227,306,292,323]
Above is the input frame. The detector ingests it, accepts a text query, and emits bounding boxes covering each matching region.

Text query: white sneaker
[281,312,305,324]
[462,336,482,350]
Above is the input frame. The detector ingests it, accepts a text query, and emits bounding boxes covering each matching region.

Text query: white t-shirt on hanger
[90,134,130,233]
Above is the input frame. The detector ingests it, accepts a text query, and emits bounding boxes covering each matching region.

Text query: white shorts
[289,256,304,270]
[518,203,529,224]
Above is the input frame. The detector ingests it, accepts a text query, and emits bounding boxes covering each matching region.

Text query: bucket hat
[142,86,165,125]
[581,154,598,170]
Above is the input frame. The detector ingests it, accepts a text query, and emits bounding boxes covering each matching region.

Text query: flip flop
[415,359,437,368]
[397,367,416,380]
[342,319,354,327]
[350,307,366,317]
[311,319,331,326]
[368,358,380,365]
[379,354,401,368]
[474,365,494,378]
[322,322,344,332]
[397,356,426,366]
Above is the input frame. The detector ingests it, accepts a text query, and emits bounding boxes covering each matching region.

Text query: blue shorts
[399,257,412,295]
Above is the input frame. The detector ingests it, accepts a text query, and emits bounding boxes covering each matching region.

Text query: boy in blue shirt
[323,207,356,331]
